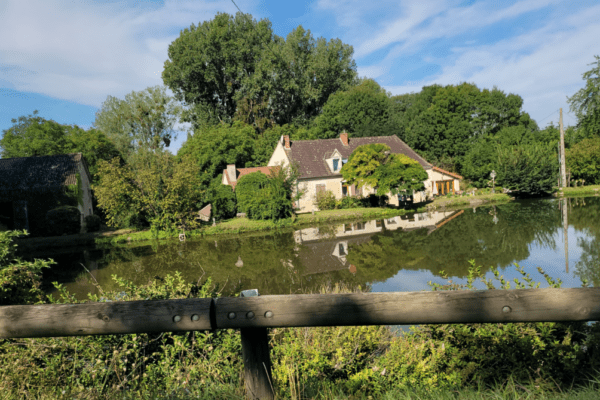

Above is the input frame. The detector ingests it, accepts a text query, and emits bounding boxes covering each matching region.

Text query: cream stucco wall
[293,209,462,243]
[267,139,290,168]
[425,169,460,196]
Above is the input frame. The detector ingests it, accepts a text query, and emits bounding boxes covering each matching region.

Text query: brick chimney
[227,164,237,182]
[340,131,349,146]
[283,135,291,149]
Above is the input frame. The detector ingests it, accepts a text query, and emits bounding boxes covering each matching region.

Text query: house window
[332,158,339,171]
[436,180,454,195]
[376,220,383,228]
[354,222,365,230]
[339,243,346,256]
[342,184,349,197]
[344,223,353,232]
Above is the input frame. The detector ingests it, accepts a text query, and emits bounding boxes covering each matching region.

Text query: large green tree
[93,151,203,231]
[341,144,428,196]
[313,79,394,138]
[568,55,600,138]
[462,124,558,188]
[0,111,120,180]
[176,122,257,190]
[391,83,536,171]
[94,86,180,163]
[496,142,557,196]
[566,136,600,184]
[163,12,357,129]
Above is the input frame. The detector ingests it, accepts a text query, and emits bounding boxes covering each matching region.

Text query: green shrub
[0,230,51,305]
[315,190,337,210]
[207,179,237,221]
[84,214,101,232]
[236,171,293,220]
[361,193,388,207]
[497,142,557,196]
[45,205,81,236]
[338,195,362,209]
[566,136,600,185]
[0,273,243,398]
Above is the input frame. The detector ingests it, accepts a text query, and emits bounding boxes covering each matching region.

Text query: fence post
[239,289,274,400]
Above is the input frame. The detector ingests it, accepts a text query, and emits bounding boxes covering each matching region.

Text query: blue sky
[1,0,599,154]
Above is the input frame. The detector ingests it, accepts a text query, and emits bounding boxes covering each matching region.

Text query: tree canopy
[341,144,428,196]
[94,86,180,163]
[400,83,536,166]
[163,12,357,130]
[0,111,120,180]
[313,79,393,139]
[568,55,600,138]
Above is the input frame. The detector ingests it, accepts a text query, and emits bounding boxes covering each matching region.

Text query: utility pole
[559,108,567,188]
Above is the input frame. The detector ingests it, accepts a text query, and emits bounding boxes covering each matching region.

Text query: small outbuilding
[0,153,94,235]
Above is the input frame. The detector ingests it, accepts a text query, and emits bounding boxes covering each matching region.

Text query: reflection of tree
[51,199,582,299]
[348,200,562,280]
[571,197,600,286]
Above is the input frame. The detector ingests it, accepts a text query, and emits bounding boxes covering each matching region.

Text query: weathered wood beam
[2,288,600,339]
[0,298,213,338]
[215,288,600,328]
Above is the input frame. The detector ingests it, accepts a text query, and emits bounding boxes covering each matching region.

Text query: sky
[1,0,599,154]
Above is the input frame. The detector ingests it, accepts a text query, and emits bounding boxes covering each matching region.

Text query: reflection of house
[294,209,463,243]
[293,209,464,276]
[267,132,462,213]
[296,235,373,275]
[0,153,93,234]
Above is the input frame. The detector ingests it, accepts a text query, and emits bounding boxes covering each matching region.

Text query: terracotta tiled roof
[223,166,280,190]
[0,153,86,192]
[432,166,463,180]
[285,135,432,179]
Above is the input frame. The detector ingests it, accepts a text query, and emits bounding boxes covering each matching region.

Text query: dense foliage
[568,55,600,138]
[0,111,121,180]
[0,230,50,305]
[496,142,557,196]
[45,206,81,236]
[566,136,600,185]
[235,169,295,221]
[93,153,203,232]
[163,12,357,130]
[94,86,180,163]
[313,79,393,138]
[205,176,237,221]
[341,144,428,196]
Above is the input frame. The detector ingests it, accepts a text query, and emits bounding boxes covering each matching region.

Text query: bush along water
[2,228,600,399]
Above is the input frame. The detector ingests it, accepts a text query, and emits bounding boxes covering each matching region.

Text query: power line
[538,109,560,126]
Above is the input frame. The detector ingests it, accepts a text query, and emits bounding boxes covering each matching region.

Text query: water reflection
[34,197,600,299]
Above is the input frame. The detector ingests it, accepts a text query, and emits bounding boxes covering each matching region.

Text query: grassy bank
[96,207,419,244]
[559,185,600,197]
[428,192,513,209]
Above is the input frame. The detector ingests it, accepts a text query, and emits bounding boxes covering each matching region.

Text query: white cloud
[357,2,600,127]
[0,0,253,107]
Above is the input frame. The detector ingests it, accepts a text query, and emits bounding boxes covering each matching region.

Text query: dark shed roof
[286,135,432,179]
[0,153,88,192]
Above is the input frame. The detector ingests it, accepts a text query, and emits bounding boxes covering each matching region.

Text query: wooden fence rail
[2,287,600,399]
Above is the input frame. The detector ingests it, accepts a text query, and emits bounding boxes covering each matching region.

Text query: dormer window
[332,158,339,171]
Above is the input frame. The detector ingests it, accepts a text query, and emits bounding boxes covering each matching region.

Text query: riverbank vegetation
[3,232,600,399]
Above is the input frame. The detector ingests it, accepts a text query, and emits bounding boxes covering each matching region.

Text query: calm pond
[34,196,600,299]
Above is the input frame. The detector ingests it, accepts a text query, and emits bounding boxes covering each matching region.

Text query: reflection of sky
[373,225,594,293]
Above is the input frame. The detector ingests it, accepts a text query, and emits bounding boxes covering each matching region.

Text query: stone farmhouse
[266,132,462,213]
[0,153,94,234]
